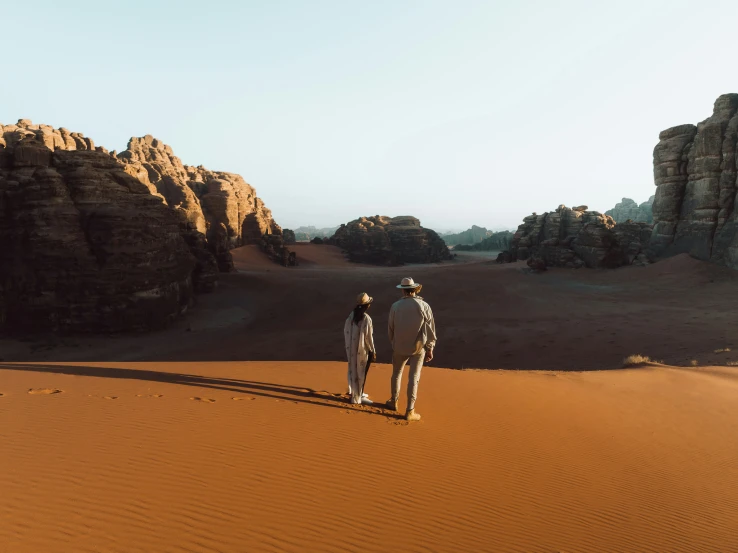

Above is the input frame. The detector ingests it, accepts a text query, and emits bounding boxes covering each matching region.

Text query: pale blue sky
[3,0,736,231]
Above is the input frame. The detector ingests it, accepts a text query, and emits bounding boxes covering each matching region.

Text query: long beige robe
[343,313,375,404]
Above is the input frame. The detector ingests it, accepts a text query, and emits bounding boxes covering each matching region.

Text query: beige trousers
[391,350,425,411]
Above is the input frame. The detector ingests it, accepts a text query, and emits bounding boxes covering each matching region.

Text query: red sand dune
[1,360,738,552]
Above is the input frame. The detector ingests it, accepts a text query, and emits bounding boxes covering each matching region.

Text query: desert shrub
[622,354,652,367]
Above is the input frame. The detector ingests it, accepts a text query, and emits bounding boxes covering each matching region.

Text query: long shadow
[0,363,397,418]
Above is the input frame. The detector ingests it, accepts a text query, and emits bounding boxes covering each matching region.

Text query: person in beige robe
[344,292,376,405]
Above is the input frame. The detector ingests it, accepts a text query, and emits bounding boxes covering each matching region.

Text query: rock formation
[293,226,339,241]
[1,119,283,332]
[282,229,296,245]
[0,121,199,332]
[650,93,738,268]
[454,230,513,252]
[508,205,650,269]
[118,135,281,270]
[605,196,654,223]
[260,234,298,267]
[443,225,492,246]
[328,216,451,265]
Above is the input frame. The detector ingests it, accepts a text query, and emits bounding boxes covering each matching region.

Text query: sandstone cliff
[328,216,451,265]
[0,121,201,332]
[650,93,738,268]
[605,196,654,223]
[508,205,650,268]
[118,135,281,271]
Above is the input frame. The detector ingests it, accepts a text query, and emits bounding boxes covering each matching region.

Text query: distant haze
[3,1,736,231]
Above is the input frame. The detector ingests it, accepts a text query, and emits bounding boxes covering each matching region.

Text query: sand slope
[2,361,738,552]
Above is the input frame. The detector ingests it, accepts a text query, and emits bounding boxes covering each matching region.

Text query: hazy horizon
[3,0,736,231]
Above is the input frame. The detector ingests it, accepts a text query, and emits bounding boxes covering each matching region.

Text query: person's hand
[425,348,434,362]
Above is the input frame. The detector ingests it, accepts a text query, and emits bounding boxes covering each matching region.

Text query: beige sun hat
[356,292,373,305]
[397,277,421,289]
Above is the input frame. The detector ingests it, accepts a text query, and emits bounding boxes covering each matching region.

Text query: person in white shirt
[343,292,376,405]
[387,277,437,421]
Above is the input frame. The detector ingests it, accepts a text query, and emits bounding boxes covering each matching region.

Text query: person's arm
[424,303,437,361]
[388,304,395,345]
[365,317,376,361]
[343,316,351,360]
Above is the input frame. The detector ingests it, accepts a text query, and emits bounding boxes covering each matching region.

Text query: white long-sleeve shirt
[388,296,437,356]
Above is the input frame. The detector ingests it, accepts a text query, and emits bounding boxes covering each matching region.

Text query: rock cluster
[605,196,654,223]
[507,205,650,269]
[0,121,197,332]
[328,216,451,265]
[259,233,298,267]
[650,93,738,268]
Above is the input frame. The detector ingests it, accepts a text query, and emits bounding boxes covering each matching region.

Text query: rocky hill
[328,216,451,265]
[442,225,493,246]
[454,230,513,251]
[508,205,651,268]
[0,120,280,332]
[650,93,738,268]
[605,196,654,223]
[293,225,339,241]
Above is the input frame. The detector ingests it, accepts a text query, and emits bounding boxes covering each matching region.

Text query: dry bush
[622,354,652,367]
[690,359,699,366]
[714,348,731,353]
[727,361,738,366]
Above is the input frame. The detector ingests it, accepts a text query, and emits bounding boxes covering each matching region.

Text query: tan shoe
[385,398,398,412]
[405,409,421,422]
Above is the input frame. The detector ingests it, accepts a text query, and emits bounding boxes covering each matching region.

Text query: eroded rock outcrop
[118,135,281,270]
[328,216,451,265]
[650,94,738,267]
[508,205,650,268]
[605,196,654,223]
[0,122,197,332]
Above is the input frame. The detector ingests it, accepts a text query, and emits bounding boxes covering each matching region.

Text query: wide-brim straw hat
[356,292,373,305]
[397,277,421,289]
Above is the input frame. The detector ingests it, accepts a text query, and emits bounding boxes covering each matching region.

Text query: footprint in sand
[28,388,63,395]
[0,393,5,398]
[103,396,118,400]
[136,394,163,398]
[190,397,216,403]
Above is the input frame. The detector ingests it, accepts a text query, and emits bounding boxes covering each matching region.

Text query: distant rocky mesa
[605,196,654,224]
[293,226,339,241]
[454,230,513,252]
[508,205,651,269]
[328,216,451,265]
[650,93,738,268]
[443,225,493,246]
[0,119,280,332]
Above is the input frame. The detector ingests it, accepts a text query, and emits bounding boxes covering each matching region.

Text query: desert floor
[2,245,738,552]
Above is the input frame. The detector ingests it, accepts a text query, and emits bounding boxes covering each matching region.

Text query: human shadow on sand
[0,363,397,418]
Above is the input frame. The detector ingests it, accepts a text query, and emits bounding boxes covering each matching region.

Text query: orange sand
[2,360,738,552]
